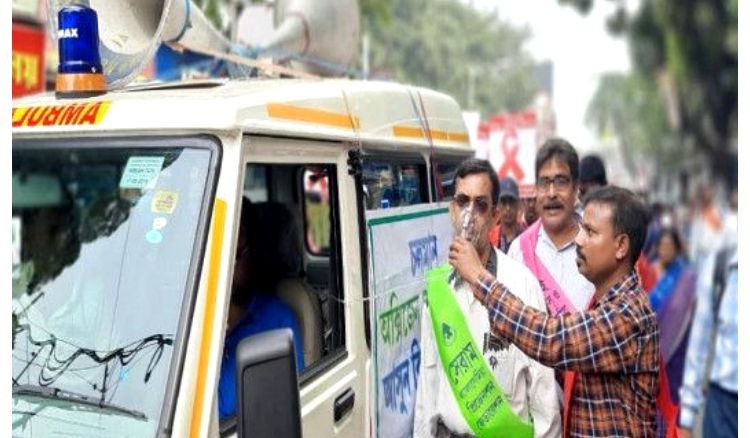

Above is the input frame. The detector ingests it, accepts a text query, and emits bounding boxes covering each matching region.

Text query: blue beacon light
[55,5,107,98]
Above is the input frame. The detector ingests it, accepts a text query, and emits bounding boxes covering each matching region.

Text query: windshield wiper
[12,384,147,420]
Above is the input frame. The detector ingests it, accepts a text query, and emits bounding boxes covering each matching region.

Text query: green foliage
[195,0,229,36]
[562,0,737,185]
[633,0,736,183]
[586,73,679,174]
[363,0,537,116]
[361,0,396,27]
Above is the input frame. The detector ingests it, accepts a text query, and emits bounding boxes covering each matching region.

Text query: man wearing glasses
[507,138,595,316]
[414,158,561,437]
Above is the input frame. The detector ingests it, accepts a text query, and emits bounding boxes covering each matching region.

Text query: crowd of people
[416,138,737,438]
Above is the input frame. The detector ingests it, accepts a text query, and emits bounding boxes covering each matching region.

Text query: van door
[218,136,368,438]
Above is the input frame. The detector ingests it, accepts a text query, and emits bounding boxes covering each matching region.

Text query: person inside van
[217,198,304,422]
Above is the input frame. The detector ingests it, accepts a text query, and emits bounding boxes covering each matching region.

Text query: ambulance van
[12,0,476,435]
[12,75,473,438]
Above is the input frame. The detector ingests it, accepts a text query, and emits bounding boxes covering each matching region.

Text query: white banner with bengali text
[367,203,453,438]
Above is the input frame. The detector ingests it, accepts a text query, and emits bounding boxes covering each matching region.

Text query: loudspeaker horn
[47,0,229,89]
[253,0,360,76]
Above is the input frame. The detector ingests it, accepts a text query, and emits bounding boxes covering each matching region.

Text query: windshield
[12,140,215,437]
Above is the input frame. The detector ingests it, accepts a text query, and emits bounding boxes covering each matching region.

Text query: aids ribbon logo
[497,125,525,180]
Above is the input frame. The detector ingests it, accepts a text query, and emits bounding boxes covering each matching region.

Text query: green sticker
[119,156,165,190]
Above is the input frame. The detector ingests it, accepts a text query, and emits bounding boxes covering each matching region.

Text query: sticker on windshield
[152,217,168,230]
[146,229,163,244]
[12,217,21,279]
[119,156,165,190]
[151,191,179,214]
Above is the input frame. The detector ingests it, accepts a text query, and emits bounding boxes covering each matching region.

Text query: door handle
[333,388,355,422]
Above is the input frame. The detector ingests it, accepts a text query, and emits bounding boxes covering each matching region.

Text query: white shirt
[413,248,561,438]
[507,224,594,311]
[688,206,727,263]
[679,247,738,428]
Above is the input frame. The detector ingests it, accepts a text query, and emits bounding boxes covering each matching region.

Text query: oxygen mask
[460,204,476,242]
[450,204,476,287]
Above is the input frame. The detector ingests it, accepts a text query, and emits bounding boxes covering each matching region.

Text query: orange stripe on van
[392,125,424,138]
[430,129,449,140]
[447,132,469,143]
[266,102,360,130]
[190,198,227,438]
[392,125,468,143]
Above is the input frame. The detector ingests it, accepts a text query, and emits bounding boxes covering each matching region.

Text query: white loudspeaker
[261,0,360,76]
[47,0,360,86]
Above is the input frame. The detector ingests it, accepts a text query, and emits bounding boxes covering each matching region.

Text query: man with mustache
[578,153,657,293]
[449,185,659,437]
[507,138,595,315]
[414,158,560,437]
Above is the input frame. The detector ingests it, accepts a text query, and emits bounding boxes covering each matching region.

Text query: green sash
[426,263,533,438]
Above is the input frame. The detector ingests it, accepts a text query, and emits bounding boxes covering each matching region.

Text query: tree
[363,0,538,116]
[586,73,680,179]
[628,0,737,185]
[361,0,397,27]
[561,0,738,187]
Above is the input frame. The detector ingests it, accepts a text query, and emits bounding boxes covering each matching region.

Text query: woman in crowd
[649,227,697,402]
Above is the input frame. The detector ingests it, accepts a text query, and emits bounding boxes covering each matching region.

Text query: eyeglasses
[452,194,491,214]
[537,175,573,191]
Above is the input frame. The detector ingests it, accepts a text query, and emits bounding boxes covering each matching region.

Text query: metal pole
[362,33,370,79]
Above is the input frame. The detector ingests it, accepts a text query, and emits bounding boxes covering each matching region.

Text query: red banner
[12,21,46,98]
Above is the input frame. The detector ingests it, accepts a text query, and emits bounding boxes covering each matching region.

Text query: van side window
[298,165,345,367]
[303,169,330,256]
[218,189,305,427]
[431,157,466,202]
[220,163,347,432]
[362,159,427,209]
[243,165,268,202]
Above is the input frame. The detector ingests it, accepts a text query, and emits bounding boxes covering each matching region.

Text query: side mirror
[236,328,302,438]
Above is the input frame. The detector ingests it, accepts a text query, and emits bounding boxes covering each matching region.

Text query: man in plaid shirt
[449,185,659,437]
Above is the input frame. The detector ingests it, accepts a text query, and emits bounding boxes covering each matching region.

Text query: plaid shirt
[476,270,659,437]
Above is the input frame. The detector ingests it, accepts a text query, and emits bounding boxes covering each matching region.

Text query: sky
[470,0,635,153]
